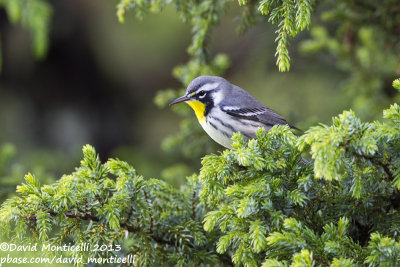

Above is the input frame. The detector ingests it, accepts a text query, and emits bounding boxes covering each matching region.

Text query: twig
[191,190,197,220]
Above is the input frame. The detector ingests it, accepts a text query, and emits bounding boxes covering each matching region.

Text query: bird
[169,75,300,149]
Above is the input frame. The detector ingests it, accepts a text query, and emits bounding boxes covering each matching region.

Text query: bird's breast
[201,109,237,149]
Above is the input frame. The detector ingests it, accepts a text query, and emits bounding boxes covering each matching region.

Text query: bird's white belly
[200,120,234,149]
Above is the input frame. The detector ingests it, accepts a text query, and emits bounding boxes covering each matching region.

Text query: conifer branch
[142,189,154,234]
[353,152,394,181]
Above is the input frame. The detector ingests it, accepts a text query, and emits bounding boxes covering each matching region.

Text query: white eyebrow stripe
[195,82,219,94]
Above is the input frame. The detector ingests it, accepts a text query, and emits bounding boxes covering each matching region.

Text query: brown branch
[191,190,197,220]
[313,255,329,266]
[65,212,99,221]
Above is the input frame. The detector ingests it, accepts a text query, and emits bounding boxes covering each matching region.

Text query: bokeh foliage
[0,0,52,72]
[0,143,17,200]
[0,142,77,202]
[116,0,313,72]
[300,0,400,119]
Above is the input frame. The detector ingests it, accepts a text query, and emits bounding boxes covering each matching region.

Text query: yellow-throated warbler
[170,75,300,149]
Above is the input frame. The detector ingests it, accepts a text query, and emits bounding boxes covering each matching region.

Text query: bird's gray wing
[221,106,300,131]
[218,83,300,131]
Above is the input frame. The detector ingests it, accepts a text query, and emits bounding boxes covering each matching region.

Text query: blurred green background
[0,0,397,196]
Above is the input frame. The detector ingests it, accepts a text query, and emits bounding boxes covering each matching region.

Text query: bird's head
[169,76,225,122]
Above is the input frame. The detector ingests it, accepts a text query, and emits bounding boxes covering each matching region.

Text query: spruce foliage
[0,145,223,266]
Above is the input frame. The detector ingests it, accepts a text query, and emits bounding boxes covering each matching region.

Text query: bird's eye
[198,91,206,98]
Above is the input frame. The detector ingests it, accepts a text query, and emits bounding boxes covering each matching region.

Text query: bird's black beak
[169,95,190,106]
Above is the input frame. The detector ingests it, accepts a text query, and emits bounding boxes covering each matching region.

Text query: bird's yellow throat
[186,100,206,123]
